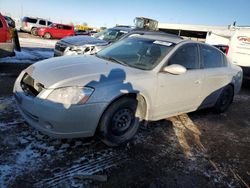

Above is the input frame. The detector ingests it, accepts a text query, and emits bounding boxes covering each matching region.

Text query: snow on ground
[0,47,53,63]
[0,37,57,64]
[0,97,128,187]
[19,37,58,48]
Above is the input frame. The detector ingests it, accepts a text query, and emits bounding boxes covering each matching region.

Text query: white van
[206,28,250,79]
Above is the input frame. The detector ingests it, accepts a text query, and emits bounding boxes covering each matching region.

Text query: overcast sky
[0,0,249,28]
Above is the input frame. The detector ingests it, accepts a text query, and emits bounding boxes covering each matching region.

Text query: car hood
[60,36,108,46]
[25,55,146,89]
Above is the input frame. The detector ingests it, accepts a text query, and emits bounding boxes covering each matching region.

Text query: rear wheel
[97,97,143,147]
[44,32,52,39]
[31,28,37,36]
[214,85,234,113]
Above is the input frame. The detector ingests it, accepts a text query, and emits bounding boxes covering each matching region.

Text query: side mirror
[163,64,187,75]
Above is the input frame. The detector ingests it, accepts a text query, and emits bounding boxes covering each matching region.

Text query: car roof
[23,16,49,21]
[123,30,185,44]
[54,23,73,27]
[110,26,133,32]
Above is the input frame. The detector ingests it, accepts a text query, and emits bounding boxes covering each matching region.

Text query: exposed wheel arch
[214,84,234,113]
[95,93,147,134]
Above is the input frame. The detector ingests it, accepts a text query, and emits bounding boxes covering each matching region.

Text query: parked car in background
[14,31,242,146]
[20,16,52,35]
[74,30,91,36]
[54,26,132,56]
[37,23,74,39]
[213,44,229,54]
[0,13,20,58]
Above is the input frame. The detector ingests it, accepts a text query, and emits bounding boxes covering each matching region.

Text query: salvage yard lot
[0,82,249,187]
[0,33,250,187]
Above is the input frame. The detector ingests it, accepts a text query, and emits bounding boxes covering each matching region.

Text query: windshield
[93,29,128,42]
[96,37,174,70]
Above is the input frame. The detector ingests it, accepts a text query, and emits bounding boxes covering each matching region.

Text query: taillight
[6,29,12,42]
[225,46,229,55]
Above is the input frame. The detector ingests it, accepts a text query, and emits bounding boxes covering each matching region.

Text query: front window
[168,44,199,69]
[93,29,127,42]
[96,37,174,70]
[48,21,53,26]
[48,23,55,28]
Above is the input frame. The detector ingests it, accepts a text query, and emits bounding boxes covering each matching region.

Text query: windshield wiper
[96,55,128,66]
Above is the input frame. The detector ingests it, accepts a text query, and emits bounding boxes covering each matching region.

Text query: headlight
[64,46,95,56]
[64,46,85,56]
[47,86,94,105]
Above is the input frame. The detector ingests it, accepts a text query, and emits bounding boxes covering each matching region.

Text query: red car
[0,13,15,57]
[37,23,75,39]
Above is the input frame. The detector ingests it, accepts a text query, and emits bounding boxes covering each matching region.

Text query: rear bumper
[0,42,15,58]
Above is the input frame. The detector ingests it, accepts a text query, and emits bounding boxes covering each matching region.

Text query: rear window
[23,17,37,24]
[201,45,225,68]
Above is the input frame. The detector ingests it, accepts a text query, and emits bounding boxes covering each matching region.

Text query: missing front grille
[21,73,44,97]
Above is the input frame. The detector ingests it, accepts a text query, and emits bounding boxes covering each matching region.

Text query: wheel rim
[32,29,37,35]
[110,108,134,136]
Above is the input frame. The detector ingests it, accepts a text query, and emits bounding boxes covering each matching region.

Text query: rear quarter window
[201,45,225,68]
[0,20,3,28]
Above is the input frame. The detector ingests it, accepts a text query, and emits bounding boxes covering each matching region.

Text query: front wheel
[213,85,234,113]
[97,97,143,147]
[44,32,52,39]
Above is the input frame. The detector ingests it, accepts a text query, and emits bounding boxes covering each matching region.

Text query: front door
[155,43,203,119]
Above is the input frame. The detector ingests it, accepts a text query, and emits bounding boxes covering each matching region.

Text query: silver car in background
[14,31,242,146]
[20,16,52,35]
[54,26,132,56]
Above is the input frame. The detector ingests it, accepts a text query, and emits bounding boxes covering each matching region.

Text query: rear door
[199,44,231,107]
[156,43,203,118]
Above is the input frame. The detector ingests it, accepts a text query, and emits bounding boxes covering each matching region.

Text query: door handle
[195,80,201,84]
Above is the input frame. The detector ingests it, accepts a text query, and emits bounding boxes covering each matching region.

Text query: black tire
[98,97,143,147]
[214,85,234,113]
[31,28,37,36]
[44,32,52,39]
